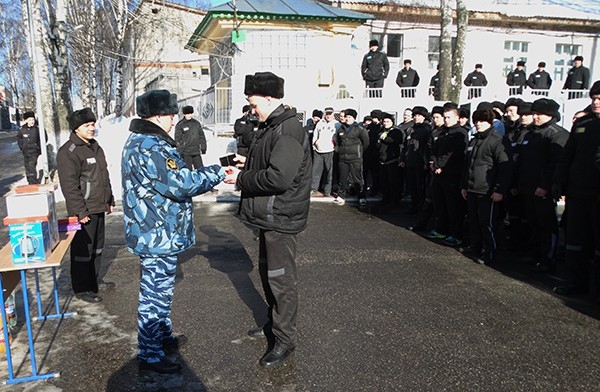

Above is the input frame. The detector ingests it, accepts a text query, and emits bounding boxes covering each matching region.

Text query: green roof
[186,0,373,49]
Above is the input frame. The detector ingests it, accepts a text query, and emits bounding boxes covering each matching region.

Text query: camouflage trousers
[137,255,177,363]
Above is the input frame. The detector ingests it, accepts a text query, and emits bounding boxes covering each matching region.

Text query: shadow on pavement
[106,355,206,392]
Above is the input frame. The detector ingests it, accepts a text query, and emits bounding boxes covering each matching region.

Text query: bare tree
[439,0,468,103]
[0,0,35,110]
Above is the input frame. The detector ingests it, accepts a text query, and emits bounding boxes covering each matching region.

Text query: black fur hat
[412,106,429,118]
[431,106,444,116]
[312,109,323,118]
[345,108,358,119]
[67,108,96,131]
[182,105,194,115]
[472,109,495,124]
[517,102,533,116]
[244,72,284,99]
[505,97,523,109]
[532,98,560,117]
[589,80,600,96]
[136,90,178,118]
[22,111,35,120]
[381,112,395,122]
[517,60,526,67]
[370,109,383,119]
[369,39,379,47]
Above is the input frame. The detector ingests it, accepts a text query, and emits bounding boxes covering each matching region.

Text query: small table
[0,231,76,384]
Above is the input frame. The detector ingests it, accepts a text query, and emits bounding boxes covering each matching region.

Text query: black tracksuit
[461,127,511,255]
[361,50,389,89]
[554,113,600,292]
[336,122,369,198]
[402,122,432,212]
[174,118,207,170]
[431,124,468,239]
[378,126,404,204]
[17,124,44,184]
[513,118,569,264]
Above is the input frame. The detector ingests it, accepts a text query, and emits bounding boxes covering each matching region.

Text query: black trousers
[183,154,204,170]
[405,166,427,211]
[380,162,401,204]
[23,153,39,184]
[521,194,558,263]
[71,213,105,294]
[432,174,465,239]
[467,192,498,255]
[564,197,600,291]
[338,159,365,199]
[258,229,298,349]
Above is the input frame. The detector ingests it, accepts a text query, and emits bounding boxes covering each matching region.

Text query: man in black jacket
[224,71,311,368]
[234,105,258,157]
[553,80,600,296]
[506,60,527,95]
[427,103,468,246]
[563,56,591,99]
[174,105,206,170]
[461,109,511,264]
[361,39,389,98]
[513,98,569,272]
[17,111,45,184]
[396,59,420,98]
[464,64,488,99]
[527,62,552,95]
[57,108,115,303]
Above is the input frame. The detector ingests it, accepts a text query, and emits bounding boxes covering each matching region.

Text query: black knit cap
[136,90,178,118]
[22,111,35,120]
[67,108,96,131]
[244,72,284,99]
[182,105,194,115]
[531,98,560,117]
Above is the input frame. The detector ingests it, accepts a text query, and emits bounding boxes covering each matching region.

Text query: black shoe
[163,334,189,354]
[461,246,481,258]
[247,326,267,340]
[138,358,181,374]
[553,284,579,296]
[75,291,102,303]
[259,344,295,368]
[97,280,116,290]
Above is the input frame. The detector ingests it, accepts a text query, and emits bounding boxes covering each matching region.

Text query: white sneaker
[333,197,345,205]
[359,198,367,206]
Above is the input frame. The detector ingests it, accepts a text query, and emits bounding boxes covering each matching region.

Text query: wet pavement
[0,131,599,391]
[0,198,598,391]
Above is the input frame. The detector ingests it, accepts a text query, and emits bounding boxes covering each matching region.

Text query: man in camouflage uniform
[121,89,225,374]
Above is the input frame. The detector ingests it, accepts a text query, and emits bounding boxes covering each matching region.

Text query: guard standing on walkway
[224,71,312,368]
[57,108,115,303]
[553,81,600,296]
[506,60,527,95]
[563,56,591,99]
[122,90,225,374]
[17,111,45,184]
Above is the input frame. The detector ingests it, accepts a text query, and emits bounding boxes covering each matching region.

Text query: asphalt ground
[0,197,598,391]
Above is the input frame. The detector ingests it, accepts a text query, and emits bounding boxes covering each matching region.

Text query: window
[428,36,456,69]
[371,33,403,58]
[554,43,581,82]
[503,40,529,77]
[243,31,307,70]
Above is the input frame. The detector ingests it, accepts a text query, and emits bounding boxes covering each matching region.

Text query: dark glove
[201,150,206,154]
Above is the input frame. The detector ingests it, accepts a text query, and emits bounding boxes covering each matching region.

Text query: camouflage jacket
[122,119,224,257]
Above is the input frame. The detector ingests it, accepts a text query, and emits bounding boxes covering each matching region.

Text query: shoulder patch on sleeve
[166,158,179,171]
